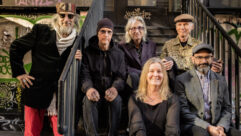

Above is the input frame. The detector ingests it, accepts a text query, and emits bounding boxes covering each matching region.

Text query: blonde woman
[128,57,180,136]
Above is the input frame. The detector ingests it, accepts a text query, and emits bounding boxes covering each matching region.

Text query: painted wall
[0,14,52,131]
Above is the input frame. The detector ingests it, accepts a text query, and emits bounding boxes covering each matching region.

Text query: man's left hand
[105,87,118,102]
[75,49,82,60]
[211,59,223,73]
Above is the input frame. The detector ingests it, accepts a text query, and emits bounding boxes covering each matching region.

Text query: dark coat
[81,36,126,94]
[10,24,75,109]
[175,69,231,131]
[118,40,156,76]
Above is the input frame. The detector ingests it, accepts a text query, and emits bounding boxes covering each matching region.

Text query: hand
[207,125,221,136]
[75,49,82,60]
[217,126,226,136]
[16,74,35,88]
[105,87,118,102]
[162,59,173,71]
[86,88,100,102]
[211,59,223,73]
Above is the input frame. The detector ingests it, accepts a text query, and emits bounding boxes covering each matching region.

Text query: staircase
[58,0,241,135]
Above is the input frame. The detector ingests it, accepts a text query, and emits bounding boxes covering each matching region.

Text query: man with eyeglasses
[118,16,157,90]
[81,18,126,136]
[10,2,81,136]
[175,43,241,136]
[160,14,222,75]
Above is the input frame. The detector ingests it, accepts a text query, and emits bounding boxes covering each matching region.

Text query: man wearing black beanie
[80,18,126,136]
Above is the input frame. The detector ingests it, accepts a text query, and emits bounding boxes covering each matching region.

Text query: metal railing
[183,0,241,129]
[57,0,104,135]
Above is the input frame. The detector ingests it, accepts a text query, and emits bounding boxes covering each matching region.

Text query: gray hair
[51,13,80,33]
[125,16,147,43]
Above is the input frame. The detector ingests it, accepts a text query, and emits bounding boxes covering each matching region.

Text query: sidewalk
[0,130,52,136]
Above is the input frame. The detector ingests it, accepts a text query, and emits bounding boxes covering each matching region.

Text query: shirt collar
[195,70,210,80]
[174,35,194,47]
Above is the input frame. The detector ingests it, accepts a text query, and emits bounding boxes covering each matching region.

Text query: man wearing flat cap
[175,43,241,136]
[10,2,81,136]
[160,14,222,75]
[81,18,126,136]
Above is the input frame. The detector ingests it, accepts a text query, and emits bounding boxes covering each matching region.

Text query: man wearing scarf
[10,2,81,136]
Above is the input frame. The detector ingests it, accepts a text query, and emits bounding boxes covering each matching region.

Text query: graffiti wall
[2,0,92,7]
[0,14,53,131]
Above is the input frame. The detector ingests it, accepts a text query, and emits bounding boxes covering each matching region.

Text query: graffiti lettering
[0,49,11,75]
[0,116,23,131]
[15,0,62,6]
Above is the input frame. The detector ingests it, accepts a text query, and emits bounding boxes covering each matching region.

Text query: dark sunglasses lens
[59,14,65,18]
[68,14,74,19]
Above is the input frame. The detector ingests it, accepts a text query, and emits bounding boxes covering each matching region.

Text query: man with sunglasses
[10,2,81,136]
[81,18,126,136]
[175,43,241,136]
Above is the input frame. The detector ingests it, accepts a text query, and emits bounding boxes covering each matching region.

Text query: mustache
[198,63,209,67]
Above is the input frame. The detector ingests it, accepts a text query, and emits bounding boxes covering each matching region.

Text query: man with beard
[175,43,241,136]
[10,2,81,136]
[81,18,125,136]
[160,14,222,75]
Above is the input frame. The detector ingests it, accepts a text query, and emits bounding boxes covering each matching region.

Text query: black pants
[83,95,122,136]
[185,125,241,136]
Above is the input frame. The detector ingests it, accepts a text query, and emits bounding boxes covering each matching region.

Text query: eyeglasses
[59,14,75,19]
[194,56,212,60]
[99,30,113,35]
[129,26,144,31]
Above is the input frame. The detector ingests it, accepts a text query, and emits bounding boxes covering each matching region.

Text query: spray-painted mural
[0,11,86,131]
[0,14,52,131]
[2,0,92,7]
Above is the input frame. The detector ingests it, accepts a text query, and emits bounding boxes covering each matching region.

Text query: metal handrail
[183,0,240,129]
[57,0,104,135]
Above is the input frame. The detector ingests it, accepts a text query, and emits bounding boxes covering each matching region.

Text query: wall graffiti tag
[14,0,62,6]
[0,116,24,131]
[0,49,11,75]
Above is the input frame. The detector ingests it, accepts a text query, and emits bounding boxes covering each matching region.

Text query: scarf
[55,28,77,55]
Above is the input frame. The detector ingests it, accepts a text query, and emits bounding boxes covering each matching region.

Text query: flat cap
[174,14,195,23]
[56,2,76,14]
[192,43,214,55]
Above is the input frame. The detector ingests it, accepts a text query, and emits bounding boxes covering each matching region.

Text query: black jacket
[81,36,126,95]
[10,24,74,109]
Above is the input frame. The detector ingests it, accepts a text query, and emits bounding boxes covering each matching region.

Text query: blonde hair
[136,57,171,101]
[125,16,147,43]
[51,13,80,33]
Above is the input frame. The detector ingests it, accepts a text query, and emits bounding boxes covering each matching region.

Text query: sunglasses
[99,30,113,35]
[129,26,144,31]
[59,14,75,19]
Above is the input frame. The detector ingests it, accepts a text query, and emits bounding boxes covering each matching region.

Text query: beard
[194,63,211,75]
[59,25,73,36]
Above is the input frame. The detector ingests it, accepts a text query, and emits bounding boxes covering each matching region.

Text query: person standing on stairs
[10,2,81,136]
[160,14,223,76]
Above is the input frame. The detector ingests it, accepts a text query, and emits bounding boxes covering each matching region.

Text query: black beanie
[96,18,114,33]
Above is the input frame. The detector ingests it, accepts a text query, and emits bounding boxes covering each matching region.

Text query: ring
[22,79,26,83]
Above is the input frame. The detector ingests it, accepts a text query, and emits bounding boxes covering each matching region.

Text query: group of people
[9,2,241,136]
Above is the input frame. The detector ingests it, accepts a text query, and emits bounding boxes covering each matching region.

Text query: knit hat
[56,2,76,14]
[192,43,214,55]
[96,18,114,33]
[174,14,195,23]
